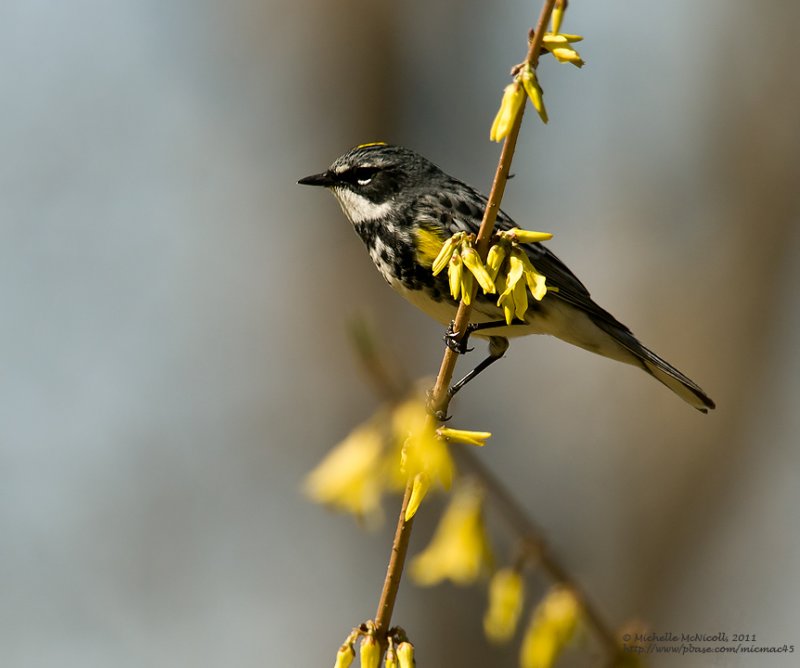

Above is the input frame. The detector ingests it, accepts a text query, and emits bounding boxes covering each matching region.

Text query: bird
[298,143,715,412]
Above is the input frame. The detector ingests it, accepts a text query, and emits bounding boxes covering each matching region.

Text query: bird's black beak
[298,170,336,187]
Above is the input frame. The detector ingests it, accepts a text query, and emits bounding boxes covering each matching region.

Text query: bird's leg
[449,336,510,398]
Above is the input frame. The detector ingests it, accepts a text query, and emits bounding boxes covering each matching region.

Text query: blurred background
[2,0,799,666]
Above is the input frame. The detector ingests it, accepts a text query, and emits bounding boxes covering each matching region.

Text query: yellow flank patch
[356,141,387,149]
[415,226,445,268]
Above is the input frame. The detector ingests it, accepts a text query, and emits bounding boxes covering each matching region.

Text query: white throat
[332,187,393,225]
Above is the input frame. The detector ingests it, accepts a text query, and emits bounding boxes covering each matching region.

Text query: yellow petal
[431,234,459,275]
[513,278,529,320]
[513,248,549,301]
[438,426,492,447]
[405,472,431,521]
[511,229,553,243]
[527,269,548,301]
[448,252,463,300]
[506,253,525,291]
[462,246,496,294]
[460,267,474,305]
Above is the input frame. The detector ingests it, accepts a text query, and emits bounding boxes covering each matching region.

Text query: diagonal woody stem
[372,1,559,646]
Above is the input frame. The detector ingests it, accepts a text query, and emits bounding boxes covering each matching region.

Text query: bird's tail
[595,319,715,413]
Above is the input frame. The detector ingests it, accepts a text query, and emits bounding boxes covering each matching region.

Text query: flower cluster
[431,229,554,324]
[335,623,416,668]
[491,7,584,138]
[304,396,490,523]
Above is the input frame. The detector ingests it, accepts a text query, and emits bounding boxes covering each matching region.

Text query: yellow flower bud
[385,646,398,668]
[490,82,525,142]
[334,642,356,668]
[437,426,492,447]
[485,243,507,281]
[397,642,416,668]
[551,5,564,34]
[542,33,570,45]
[511,229,553,244]
[359,635,381,668]
[550,46,584,67]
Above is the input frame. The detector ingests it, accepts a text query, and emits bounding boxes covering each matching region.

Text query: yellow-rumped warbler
[299,143,715,412]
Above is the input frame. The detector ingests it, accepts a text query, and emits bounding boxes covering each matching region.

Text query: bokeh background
[2,1,799,666]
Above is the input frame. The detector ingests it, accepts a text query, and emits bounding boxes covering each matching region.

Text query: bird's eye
[345,166,379,187]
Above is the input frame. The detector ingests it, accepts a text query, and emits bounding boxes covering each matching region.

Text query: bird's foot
[443,321,476,355]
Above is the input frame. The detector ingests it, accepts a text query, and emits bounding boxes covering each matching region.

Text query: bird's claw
[443,321,475,355]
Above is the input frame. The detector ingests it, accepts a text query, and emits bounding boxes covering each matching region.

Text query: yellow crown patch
[356,141,388,149]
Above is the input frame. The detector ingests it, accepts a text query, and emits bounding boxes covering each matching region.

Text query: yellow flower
[490,82,525,142]
[384,645,398,668]
[410,483,492,586]
[520,66,548,124]
[496,251,525,324]
[484,568,525,643]
[520,586,581,668]
[359,635,381,668]
[303,421,385,521]
[392,399,454,520]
